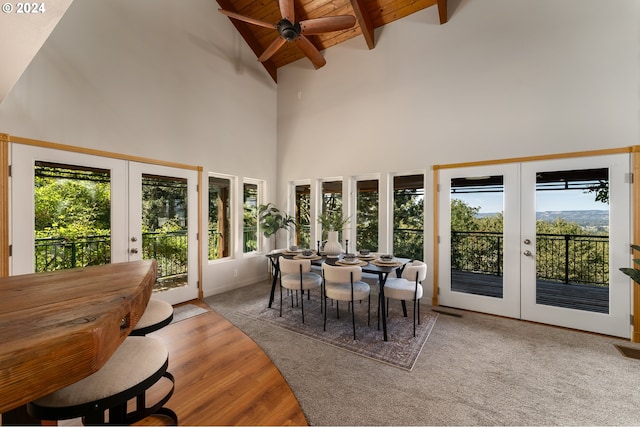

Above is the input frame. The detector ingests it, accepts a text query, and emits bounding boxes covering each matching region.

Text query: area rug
[239,292,437,371]
[171,303,209,324]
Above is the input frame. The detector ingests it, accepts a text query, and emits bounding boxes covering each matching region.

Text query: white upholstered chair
[279,257,322,323]
[322,263,370,340]
[383,260,427,337]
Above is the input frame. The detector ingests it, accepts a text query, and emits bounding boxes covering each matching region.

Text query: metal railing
[35,232,189,280]
[451,230,609,286]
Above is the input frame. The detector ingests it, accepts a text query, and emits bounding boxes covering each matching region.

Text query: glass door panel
[520,155,630,337]
[11,145,127,275]
[129,163,198,305]
[534,168,609,313]
[439,164,521,319]
[450,175,505,299]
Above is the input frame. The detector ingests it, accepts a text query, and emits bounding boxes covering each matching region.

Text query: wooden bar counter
[0,260,157,414]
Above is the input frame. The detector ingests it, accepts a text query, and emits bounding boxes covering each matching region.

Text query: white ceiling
[0,0,73,103]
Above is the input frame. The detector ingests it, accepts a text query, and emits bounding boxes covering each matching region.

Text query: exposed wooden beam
[217,0,278,82]
[437,0,448,24]
[349,0,375,49]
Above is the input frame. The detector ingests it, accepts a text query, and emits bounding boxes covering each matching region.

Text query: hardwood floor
[134,301,307,426]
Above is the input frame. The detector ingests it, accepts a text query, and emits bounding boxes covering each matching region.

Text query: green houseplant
[317,209,350,234]
[258,203,294,249]
[620,244,640,284]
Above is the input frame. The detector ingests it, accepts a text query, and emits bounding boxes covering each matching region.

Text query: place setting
[335,253,368,267]
[370,253,404,268]
[292,247,323,261]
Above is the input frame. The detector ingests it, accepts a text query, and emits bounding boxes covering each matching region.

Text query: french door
[11,144,198,304]
[438,154,631,338]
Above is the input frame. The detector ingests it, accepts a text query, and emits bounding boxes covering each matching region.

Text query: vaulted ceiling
[216,0,448,82]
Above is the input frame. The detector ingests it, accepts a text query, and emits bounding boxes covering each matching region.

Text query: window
[393,174,424,259]
[294,184,311,249]
[321,180,343,241]
[243,181,260,253]
[356,179,379,252]
[208,175,232,260]
[33,161,112,272]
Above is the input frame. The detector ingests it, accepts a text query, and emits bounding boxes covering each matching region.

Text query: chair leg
[351,298,356,341]
[377,294,381,330]
[300,286,305,323]
[279,282,283,317]
[413,298,417,337]
[323,291,328,331]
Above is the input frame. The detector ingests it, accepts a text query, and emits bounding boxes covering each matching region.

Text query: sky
[453,189,608,213]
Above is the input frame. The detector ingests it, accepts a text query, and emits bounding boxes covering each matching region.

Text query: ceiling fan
[219,0,356,69]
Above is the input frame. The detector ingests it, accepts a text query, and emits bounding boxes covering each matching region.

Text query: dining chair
[279,257,322,323]
[382,260,427,337]
[322,263,370,340]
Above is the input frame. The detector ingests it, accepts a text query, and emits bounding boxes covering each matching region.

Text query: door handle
[523,250,532,256]
[130,248,139,254]
[523,239,531,244]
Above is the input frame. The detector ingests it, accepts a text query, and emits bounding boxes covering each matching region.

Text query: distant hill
[477,210,609,228]
[536,210,609,228]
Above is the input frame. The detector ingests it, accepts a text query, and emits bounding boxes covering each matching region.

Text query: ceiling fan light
[277,19,301,41]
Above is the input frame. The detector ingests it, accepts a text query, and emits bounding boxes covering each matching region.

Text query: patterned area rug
[240,291,437,371]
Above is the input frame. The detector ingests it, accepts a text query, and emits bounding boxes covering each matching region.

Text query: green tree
[393,189,424,259]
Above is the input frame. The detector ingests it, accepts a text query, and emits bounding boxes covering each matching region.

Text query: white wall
[1,0,638,300]
[276,0,640,300]
[0,0,279,297]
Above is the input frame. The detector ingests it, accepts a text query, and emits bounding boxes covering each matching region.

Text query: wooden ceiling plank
[220,0,448,74]
[217,0,278,82]
[437,0,448,24]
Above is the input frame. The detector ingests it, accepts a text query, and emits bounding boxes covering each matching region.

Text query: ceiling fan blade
[218,9,277,30]
[279,0,295,22]
[293,35,326,69]
[300,15,356,34]
[258,36,287,62]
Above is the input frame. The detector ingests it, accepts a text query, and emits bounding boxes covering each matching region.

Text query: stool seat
[28,336,177,425]
[130,299,173,336]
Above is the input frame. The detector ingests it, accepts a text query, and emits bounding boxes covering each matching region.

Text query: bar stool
[130,299,174,336]
[27,336,177,425]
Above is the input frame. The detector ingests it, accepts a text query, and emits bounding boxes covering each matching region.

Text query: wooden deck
[451,271,609,313]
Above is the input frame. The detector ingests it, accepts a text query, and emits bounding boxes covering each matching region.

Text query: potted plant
[317,209,350,257]
[620,244,640,284]
[258,203,294,250]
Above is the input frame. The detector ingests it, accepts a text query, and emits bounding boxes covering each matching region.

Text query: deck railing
[35,232,189,280]
[451,230,609,287]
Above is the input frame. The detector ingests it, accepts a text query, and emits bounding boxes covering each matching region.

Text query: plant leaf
[620,267,640,284]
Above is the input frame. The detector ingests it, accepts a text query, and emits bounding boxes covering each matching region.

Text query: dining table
[0,259,156,422]
[266,251,408,341]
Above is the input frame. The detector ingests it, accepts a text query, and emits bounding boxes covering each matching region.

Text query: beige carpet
[205,280,640,426]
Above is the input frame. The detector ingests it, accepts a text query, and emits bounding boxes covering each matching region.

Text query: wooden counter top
[0,260,157,413]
